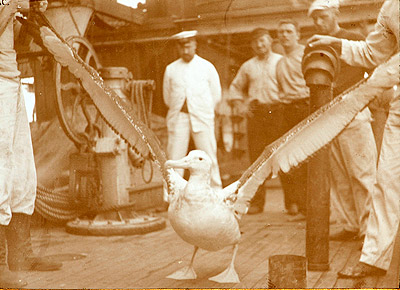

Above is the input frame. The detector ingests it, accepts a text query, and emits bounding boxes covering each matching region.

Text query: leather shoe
[338,262,386,278]
[287,213,306,222]
[329,230,359,241]
[247,205,263,215]
[287,204,299,216]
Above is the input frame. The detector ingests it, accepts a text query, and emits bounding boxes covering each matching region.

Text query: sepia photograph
[0,0,398,288]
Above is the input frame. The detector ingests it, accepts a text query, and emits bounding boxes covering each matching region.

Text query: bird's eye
[199,157,203,161]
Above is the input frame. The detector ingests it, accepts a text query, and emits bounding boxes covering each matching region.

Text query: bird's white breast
[168,194,241,251]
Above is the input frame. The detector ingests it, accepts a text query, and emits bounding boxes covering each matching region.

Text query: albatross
[35,12,399,284]
[165,150,241,283]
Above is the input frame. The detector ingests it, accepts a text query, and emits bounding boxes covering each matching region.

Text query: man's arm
[162,66,171,108]
[208,64,222,107]
[275,57,285,99]
[0,0,18,36]
[308,0,398,68]
[228,63,250,116]
[229,64,249,102]
[341,0,397,68]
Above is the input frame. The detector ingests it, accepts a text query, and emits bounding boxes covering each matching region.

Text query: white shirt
[0,0,20,79]
[229,52,282,105]
[276,45,309,104]
[163,54,221,132]
[341,0,398,68]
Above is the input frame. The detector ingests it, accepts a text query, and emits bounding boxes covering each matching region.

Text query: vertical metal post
[302,45,340,271]
[306,85,331,271]
[97,67,131,208]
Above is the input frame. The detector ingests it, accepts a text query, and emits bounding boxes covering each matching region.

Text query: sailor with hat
[308,0,377,245]
[163,31,223,189]
[307,0,399,278]
[171,30,198,41]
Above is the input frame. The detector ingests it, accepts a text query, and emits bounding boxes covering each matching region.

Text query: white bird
[164,150,241,282]
[35,12,399,284]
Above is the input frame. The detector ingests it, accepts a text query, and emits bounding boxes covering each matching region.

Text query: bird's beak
[165,157,190,169]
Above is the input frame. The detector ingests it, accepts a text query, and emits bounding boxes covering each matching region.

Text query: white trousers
[167,112,222,189]
[329,110,376,236]
[0,77,36,225]
[360,92,400,270]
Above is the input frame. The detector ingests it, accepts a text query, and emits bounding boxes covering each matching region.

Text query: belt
[283,98,309,107]
[250,100,282,111]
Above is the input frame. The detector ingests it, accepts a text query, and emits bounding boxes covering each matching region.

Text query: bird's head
[165,150,212,176]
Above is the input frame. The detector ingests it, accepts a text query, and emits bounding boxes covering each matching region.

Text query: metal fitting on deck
[302,45,340,87]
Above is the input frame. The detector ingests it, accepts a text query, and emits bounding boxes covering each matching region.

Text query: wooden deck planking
[78,230,192,288]
[306,240,343,286]
[122,213,307,289]
[158,217,286,288]
[376,228,400,288]
[15,187,400,289]
[334,243,379,289]
[26,226,180,288]
[314,240,358,288]
[28,237,110,287]
[26,230,114,287]
[250,228,306,288]
[212,226,302,288]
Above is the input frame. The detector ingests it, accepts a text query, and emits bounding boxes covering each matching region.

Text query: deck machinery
[19,0,166,235]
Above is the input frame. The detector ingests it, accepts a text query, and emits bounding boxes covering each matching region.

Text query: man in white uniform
[308,0,399,278]
[163,30,222,189]
[308,0,376,242]
[0,0,61,287]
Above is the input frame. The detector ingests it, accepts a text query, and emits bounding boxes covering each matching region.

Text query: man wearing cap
[308,0,398,279]
[308,0,377,242]
[276,19,309,220]
[163,30,223,189]
[229,28,282,214]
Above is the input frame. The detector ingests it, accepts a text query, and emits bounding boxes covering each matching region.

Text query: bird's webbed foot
[166,266,197,280]
[208,263,240,283]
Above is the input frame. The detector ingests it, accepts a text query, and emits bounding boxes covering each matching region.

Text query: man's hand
[307,34,341,48]
[230,99,248,116]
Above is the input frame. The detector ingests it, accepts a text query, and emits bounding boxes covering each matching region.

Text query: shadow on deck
[21,185,400,289]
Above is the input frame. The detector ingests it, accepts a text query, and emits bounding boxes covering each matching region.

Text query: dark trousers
[247,101,284,207]
[279,99,309,214]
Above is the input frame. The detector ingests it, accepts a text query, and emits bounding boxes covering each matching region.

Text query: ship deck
[22,183,399,289]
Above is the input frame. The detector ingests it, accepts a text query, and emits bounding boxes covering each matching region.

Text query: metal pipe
[302,45,340,271]
[306,85,331,271]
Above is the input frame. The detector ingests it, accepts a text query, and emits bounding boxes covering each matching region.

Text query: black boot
[6,213,62,271]
[0,226,27,287]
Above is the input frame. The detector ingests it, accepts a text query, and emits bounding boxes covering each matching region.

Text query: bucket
[268,255,307,288]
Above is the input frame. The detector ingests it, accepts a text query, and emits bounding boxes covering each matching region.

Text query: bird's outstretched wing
[233,54,398,216]
[32,12,174,183]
